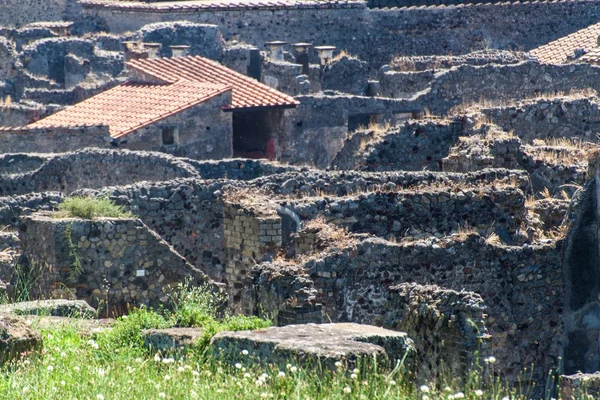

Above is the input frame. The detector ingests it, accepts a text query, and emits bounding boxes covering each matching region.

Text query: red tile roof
[27,80,231,138]
[126,56,300,110]
[530,22,600,64]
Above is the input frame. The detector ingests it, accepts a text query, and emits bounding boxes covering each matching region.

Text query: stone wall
[83,0,600,68]
[19,214,216,310]
[223,201,282,313]
[270,234,563,382]
[392,62,600,115]
[331,120,462,171]
[0,148,200,197]
[0,0,69,28]
[288,184,527,243]
[384,283,490,383]
[389,50,532,72]
[0,192,63,227]
[474,96,600,143]
[0,126,109,155]
[282,94,416,168]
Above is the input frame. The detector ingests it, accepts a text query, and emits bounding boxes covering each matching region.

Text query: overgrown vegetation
[0,280,582,399]
[54,196,133,219]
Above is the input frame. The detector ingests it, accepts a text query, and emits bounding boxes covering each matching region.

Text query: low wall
[289,185,527,242]
[476,96,600,143]
[0,126,109,154]
[19,214,215,309]
[0,148,200,196]
[332,120,462,171]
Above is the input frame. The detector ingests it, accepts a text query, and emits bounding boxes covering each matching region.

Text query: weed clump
[54,196,133,219]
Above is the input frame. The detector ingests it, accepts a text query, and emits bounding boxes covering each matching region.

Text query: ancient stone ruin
[4,0,600,396]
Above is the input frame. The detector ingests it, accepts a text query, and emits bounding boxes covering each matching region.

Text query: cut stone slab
[211,323,415,370]
[0,299,96,318]
[561,372,600,399]
[0,313,42,365]
[142,328,204,353]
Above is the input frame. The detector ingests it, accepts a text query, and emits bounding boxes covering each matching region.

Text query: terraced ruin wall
[267,235,563,382]
[476,97,600,143]
[383,62,600,115]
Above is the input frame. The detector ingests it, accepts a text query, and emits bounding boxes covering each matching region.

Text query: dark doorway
[232,109,284,159]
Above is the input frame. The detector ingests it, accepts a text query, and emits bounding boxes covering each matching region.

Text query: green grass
[0,282,570,399]
[54,196,133,219]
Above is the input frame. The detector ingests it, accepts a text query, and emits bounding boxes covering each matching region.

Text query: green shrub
[169,281,225,327]
[97,307,171,351]
[54,196,133,219]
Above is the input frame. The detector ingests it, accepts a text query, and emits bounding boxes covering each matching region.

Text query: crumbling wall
[19,214,215,309]
[282,94,415,168]
[332,120,462,171]
[289,185,527,242]
[223,201,282,313]
[280,234,563,382]
[409,62,600,115]
[0,148,200,196]
[384,283,490,382]
[474,96,600,143]
[0,0,69,27]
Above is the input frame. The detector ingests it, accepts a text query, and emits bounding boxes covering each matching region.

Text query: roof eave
[222,103,299,112]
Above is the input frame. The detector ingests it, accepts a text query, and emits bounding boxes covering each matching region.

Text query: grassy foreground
[0,284,570,399]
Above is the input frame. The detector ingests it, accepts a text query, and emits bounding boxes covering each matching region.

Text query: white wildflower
[47,365,54,372]
[235,363,242,369]
[420,385,430,393]
[474,389,484,397]
[278,371,286,378]
[454,392,465,399]
[290,366,298,373]
[343,387,351,394]
[350,373,358,379]
[242,349,249,356]
[96,395,104,400]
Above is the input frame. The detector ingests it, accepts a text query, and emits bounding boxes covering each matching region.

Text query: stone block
[0,313,42,365]
[0,299,96,318]
[211,323,414,370]
[561,372,600,399]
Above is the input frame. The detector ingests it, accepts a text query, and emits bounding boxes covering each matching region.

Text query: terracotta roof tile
[27,80,231,138]
[530,22,600,64]
[126,55,300,110]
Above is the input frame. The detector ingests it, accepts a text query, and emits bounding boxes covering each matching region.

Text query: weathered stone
[211,323,414,370]
[0,299,96,318]
[561,372,600,399]
[0,313,42,365]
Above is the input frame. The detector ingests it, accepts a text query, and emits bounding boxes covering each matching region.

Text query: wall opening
[161,126,179,146]
[232,109,284,160]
